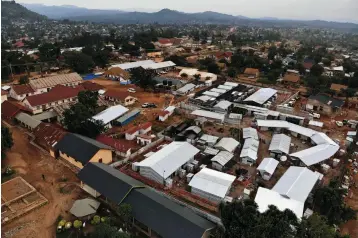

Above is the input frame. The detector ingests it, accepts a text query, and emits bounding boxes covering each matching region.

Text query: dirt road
[2,126,82,238]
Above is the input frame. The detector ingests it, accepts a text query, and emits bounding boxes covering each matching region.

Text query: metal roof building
[203,91,220,98]
[257,158,279,176]
[137,142,200,184]
[141,61,176,70]
[243,88,277,105]
[177,83,196,94]
[199,134,219,146]
[15,112,41,130]
[214,137,240,153]
[189,168,236,203]
[92,104,129,126]
[29,73,83,90]
[224,82,238,87]
[255,187,304,219]
[240,138,259,165]
[191,110,225,123]
[70,198,100,218]
[214,100,232,110]
[110,60,155,70]
[242,127,259,140]
[290,144,339,166]
[211,151,234,171]
[272,166,320,203]
[269,134,291,154]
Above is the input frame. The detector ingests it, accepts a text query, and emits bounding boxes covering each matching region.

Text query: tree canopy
[1,126,14,159]
[63,51,94,74]
[131,68,156,90]
[63,91,106,138]
[90,223,130,238]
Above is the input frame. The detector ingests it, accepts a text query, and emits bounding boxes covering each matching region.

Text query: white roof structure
[203,91,220,98]
[92,105,129,125]
[240,138,259,161]
[332,66,344,71]
[229,113,242,120]
[255,187,304,219]
[210,88,227,94]
[211,151,234,166]
[191,110,225,122]
[256,120,339,166]
[218,85,234,90]
[269,134,291,154]
[224,82,238,87]
[290,144,339,166]
[200,134,219,145]
[179,68,199,76]
[137,142,199,179]
[347,131,357,137]
[214,100,232,110]
[141,61,176,70]
[215,137,240,153]
[164,106,176,113]
[189,168,236,199]
[195,95,214,102]
[308,120,324,128]
[110,60,155,70]
[272,166,320,203]
[177,83,196,94]
[204,147,220,155]
[244,88,277,105]
[70,198,100,218]
[242,127,259,140]
[257,158,279,175]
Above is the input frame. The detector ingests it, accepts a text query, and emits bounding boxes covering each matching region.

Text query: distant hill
[1,0,47,23]
[16,3,358,31]
[21,3,124,19]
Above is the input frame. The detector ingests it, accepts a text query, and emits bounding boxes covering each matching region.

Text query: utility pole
[9,63,13,80]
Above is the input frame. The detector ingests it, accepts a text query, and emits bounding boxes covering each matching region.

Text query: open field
[1,126,83,238]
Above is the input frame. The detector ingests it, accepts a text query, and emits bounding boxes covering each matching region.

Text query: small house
[104,90,137,106]
[257,157,279,180]
[211,151,234,171]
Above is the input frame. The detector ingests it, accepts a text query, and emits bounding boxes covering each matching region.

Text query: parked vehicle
[336,121,343,127]
[313,113,320,119]
[127,88,136,93]
[142,103,157,108]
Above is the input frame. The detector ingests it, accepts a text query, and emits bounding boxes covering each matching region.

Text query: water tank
[280,156,287,162]
[131,162,139,172]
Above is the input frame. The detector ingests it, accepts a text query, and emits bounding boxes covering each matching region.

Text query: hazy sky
[19,0,358,22]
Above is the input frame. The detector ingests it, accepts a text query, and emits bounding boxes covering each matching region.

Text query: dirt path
[2,127,83,238]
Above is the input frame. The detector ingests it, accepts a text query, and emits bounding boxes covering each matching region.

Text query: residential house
[243,68,260,78]
[306,93,345,115]
[9,84,35,101]
[215,51,233,61]
[125,122,152,141]
[156,38,173,48]
[214,137,240,153]
[330,83,348,94]
[53,133,113,169]
[1,100,29,121]
[104,67,131,84]
[211,151,235,171]
[78,163,215,238]
[147,52,163,58]
[240,138,259,165]
[158,110,170,122]
[103,90,137,106]
[268,134,291,158]
[282,72,300,85]
[96,135,133,157]
[92,105,129,129]
[22,85,83,114]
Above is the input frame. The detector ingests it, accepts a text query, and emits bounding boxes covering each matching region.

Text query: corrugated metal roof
[272,166,320,202]
[240,138,259,160]
[92,105,129,125]
[308,120,324,127]
[290,144,339,166]
[211,151,234,166]
[191,110,225,121]
[255,187,304,219]
[137,142,199,180]
[141,61,176,70]
[204,147,220,155]
[116,109,141,124]
[189,168,236,199]
[242,127,258,140]
[214,100,232,110]
[256,120,289,128]
[15,112,41,129]
[70,198,100,217]
[29,73,83,89]
[218,85,234,90]
[257,158,279,174]
[32,110,58,121]
[215,137,240,153]
[269,134,291,154]
[224,82,238,87]
[177,83,196,93]
[210,88,227,94]
[110,60,155,70]
[244,88,277,105]
[185,126,202,134]
[203,91,220,98]
[200,134,219,144]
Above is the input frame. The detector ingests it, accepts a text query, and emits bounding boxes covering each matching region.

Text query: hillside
[1,0,47,24]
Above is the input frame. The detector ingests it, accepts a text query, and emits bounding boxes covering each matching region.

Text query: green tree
[193,74,201,81]
[310,64,324,77]
[313,185,357,225]
[19,75,29,84]
[1,126,13,159]
[131,68,156,91]
[296,214,336,238]
[90,223,129,238]
[227,67,237,78]
[78,91,99,112]
[116,203,132,225]
[63,51,94,74]
[207,63,221,74]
